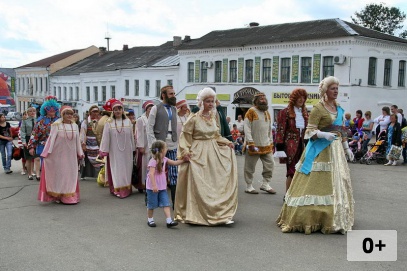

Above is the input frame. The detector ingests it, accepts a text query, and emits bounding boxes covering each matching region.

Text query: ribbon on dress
[299,106,344,175]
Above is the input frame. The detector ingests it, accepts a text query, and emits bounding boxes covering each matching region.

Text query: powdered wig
[197,87,216,109]
[318,76,339,103]
[288,88,308,121]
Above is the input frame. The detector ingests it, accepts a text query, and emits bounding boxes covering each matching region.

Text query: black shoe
[28,175,34,180]
[5,170,12,174]
[167,220,178,228]
[147,221,156,227]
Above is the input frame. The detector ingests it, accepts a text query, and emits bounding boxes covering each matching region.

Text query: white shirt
[294,107,305,129]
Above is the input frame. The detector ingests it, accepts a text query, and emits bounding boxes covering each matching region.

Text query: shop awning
[232,87,259,105]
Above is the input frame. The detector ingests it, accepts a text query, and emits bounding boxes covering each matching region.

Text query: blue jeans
[0,141,12,171]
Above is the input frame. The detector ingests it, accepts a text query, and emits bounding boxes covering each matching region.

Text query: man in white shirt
[235,115,244,134]
[391,105,402,125]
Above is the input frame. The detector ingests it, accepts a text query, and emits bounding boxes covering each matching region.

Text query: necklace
[325,102,336,109]
[63,122,74,140]
[115,118,124,133]
[114,119,127,151]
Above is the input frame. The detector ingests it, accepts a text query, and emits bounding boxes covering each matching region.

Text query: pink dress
[38,120,83,204]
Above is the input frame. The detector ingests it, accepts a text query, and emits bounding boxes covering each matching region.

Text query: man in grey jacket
[147,85,178,205]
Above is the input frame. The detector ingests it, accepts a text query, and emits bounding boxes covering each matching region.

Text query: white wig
[319,76,339,102]
[197,87,217,108]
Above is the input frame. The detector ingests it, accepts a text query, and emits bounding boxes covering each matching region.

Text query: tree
[351,3,406,37]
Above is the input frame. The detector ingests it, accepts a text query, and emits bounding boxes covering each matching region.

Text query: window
[300,57,312,83]
[54,87,57,97]
[40,78,43,93]
[69,87,73,101]
[245,59,254,82]
[398,60,406,87]
[201,62,207,83]
[63,87,67,100]
[187,62,194,82]
[58,87,62,99]
[102,86,106,101]
[125,80,129,96]
[280,58,291,83]
[46,78,48,94]
[167,80,173,86]
[262,59,272,83]
[93,86,98,102]
[322,56,334,78]
[86,87,90,102]
[76,87,79,100]
[156,80,161,97]
[229,60,237,83]
[145,80,150,96]
[215,61,222,82]
[383,59,392,86]
[134,80,139,96]
[368,57,377,85]
[110,85,115,98]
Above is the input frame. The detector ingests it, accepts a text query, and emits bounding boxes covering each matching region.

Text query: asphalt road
[0,155,406,271]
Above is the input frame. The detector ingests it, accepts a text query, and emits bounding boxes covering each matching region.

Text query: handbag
[388,145,402,160]
[12,144,22,160]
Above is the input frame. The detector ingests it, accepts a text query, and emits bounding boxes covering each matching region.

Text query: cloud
[2,0,406,68]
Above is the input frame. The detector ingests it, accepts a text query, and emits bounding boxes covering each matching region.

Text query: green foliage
[351,3,406,37]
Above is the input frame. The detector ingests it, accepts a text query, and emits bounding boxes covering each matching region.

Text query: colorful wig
[40,96,61,117]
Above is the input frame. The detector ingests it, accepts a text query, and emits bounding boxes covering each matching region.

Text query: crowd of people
[1,78,407,234]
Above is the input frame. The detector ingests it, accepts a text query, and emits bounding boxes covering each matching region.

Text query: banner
[272,92,319,105]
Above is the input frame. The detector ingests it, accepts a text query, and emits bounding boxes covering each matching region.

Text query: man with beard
[147,85,178,205]
[243,92,276,194]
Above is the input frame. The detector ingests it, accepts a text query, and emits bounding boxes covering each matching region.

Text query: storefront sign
[185,93,230,101]
[272,92,319,105]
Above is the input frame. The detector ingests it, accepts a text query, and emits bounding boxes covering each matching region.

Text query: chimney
[184,35,191,42]
[249,22,259,27]
[123,44,129,51]
[98,47,106,56]
[173,36,182,47]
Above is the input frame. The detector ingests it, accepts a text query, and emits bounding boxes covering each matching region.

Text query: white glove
[342,141,354,161]
[316,131,337,141]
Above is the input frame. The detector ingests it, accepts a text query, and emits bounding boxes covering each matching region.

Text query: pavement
[0,155,406,271]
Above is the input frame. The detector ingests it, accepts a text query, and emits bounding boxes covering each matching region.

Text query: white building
[14,46,99,112]
[51,43,179,118]
[175,19,407,121]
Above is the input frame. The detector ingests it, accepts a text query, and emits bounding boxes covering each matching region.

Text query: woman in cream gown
[174,87,237,225]
[277,76,355,234]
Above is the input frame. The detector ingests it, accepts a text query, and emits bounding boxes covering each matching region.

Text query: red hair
[288,88,308,121]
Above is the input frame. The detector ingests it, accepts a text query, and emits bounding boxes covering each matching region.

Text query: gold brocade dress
[174,113,238,225]
[276,102,354,234]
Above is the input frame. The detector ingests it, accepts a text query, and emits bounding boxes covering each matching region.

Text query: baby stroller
[348,131,365,162]
[360,130,387,165]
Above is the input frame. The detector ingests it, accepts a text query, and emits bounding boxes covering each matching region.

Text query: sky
[1,0,407,68]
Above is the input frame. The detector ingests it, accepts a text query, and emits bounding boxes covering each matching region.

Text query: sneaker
[259,183,277,194]
[384,161,392,166]
[244,187,259,194]
[166,220,178,228]
[147,221,156,227]
[5,170,12,174]
[392,161,397,166]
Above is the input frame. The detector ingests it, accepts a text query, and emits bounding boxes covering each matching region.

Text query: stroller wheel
[360,158,365,164]
[366,160,372,165]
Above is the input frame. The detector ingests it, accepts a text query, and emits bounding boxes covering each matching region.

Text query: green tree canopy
[351,3,406,37]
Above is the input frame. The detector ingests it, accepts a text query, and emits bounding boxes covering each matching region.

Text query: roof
[52,41,179,76]
[176,18,407,50]
[18,49,83,68]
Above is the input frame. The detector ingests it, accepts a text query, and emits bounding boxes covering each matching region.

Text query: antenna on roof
[105,23,111,51]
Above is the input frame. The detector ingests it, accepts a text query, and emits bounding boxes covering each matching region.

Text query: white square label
[347,230,397,261]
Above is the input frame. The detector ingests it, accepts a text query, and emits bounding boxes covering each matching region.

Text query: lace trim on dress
[285,194,334,207]
[295,161,332,172]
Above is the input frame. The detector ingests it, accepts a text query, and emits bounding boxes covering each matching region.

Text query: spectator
[0,113,13,174]
[361,111,374,153]
[373,106,391,140]
[391,105,402,125]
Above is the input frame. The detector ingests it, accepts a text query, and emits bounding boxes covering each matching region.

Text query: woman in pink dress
[99,99,135,198]
[38,106,84,204]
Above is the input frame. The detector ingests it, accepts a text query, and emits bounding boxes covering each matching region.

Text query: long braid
[151,140,166,174]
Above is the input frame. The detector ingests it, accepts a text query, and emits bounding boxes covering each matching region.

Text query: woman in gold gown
[174,87,237,225]
[277,76,355,234]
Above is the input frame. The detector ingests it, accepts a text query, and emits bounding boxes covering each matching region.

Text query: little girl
[146,140,188,228]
